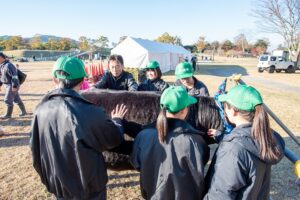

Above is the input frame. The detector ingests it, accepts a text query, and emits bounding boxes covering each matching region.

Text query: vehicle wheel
[275,69,282,73]
[268,66,275,73]
[286,65,295,73]
[258,68,264,73]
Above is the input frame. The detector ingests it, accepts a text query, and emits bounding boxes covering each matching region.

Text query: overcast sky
[1,0,284,50]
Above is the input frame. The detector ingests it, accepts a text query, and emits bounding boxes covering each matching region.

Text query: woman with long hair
[204,85,285,200]
[131,86,209,200]
[138,60,169,92]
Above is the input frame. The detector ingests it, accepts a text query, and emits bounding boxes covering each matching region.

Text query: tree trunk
[296,49,300,69]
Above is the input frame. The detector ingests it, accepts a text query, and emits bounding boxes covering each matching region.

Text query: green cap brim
[187,95,197,107]
[218,94,228,102]
[176,72,193,80]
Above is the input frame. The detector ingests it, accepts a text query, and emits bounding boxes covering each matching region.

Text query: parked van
[257,55,295,73]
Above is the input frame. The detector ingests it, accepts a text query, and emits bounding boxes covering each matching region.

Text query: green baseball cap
[145,60,160,69]
[218,85,263,111]
[175,62,193,79]
[53,56,87,80]
[160,86,197,113]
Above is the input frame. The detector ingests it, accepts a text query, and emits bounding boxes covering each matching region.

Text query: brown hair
[109,54,124,66]
[225,103,281,161]
[156,107,168,143]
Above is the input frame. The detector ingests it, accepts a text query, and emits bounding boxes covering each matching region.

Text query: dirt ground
[0,57,299,200]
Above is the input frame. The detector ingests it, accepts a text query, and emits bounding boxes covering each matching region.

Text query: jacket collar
[222,123,252,142]
[167,118,204,136]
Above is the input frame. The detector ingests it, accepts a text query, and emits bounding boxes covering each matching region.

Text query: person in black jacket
[174,62,209,97]
[94,54,138,91]
[204,85,285,200]
[131,86,210,200]
[138,60,169,92]
[30,56,128,200]
[0,52,27,119]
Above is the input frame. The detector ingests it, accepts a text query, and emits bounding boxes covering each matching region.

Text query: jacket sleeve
[201,86,210,96]
[161,81,169,92]
[7,63,19,88]
[137,82,147,91]
[130,132,143,171]
[29,113,43,178]
[89,108,124,152]
[204,151,247,200]
[94,72,108,89]
[127,73,138,91]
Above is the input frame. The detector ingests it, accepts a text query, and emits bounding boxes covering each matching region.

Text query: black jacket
[138,78,169,92]
[94,71,138,91]
[30,89,123,199]
[204,123,285,200]
[174,76,209,97]
[131,118,210,200]
[0,60,19,87]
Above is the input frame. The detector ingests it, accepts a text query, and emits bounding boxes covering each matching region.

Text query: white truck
[257,55,296,73]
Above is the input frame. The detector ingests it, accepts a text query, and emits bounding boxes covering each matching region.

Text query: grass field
[0,57,299,199]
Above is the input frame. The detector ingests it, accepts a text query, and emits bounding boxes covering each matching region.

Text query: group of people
[29,54,285,200]
[92,54,208,98]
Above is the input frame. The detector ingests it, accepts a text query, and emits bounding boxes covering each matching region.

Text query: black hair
[146,67,162,80]
[109,54,124,66]
[0,52,7,59]
[56,70,83,89]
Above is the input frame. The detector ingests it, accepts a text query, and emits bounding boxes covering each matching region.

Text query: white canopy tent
[111,37,191,73]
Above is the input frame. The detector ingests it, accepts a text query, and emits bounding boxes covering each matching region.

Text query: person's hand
[12,87,17,92]
[111,104,128,119]
[207,129,217,138]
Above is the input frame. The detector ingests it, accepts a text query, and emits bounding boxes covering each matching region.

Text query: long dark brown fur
[81,89,223,170]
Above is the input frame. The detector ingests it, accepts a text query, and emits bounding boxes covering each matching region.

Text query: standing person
[30,56,128,200]
[94,54,138,91]
[0,52,27,119]
[174,62,209,97]
[204,85,285,200]
[191,56,197,71]
[138,60,169,92]
[131,86,210,200]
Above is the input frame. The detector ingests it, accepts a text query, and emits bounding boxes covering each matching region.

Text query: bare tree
[234,33,249,52]
[252,0,300,55]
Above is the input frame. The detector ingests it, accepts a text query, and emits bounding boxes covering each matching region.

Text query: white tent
[111,37,191,73]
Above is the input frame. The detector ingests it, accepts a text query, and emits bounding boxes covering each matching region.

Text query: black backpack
[17,69,27,85]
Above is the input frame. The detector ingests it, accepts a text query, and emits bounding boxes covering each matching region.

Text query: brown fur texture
[81,89,224,170]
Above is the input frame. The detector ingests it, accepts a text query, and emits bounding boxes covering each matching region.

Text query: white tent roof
[111,37,191,72]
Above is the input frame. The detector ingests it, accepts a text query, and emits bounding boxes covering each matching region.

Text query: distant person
[30,56,128,200]
[204,85,285,200]
[184,56,189,62]
[174,62,209,97]
[138,60,169,92]
[0,52,27,119]
[94,54,138,91]
[131,86,210,199]
[191,56,197,71]
[32,55,36,61]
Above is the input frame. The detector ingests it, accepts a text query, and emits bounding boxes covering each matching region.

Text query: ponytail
[156,107,168,143]
[252,105,281,161]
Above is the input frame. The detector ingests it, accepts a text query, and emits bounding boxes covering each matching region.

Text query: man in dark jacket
[30,56,127,200]
[174,62,209,97]
[94,54,138,91]
[0,52,27,119]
